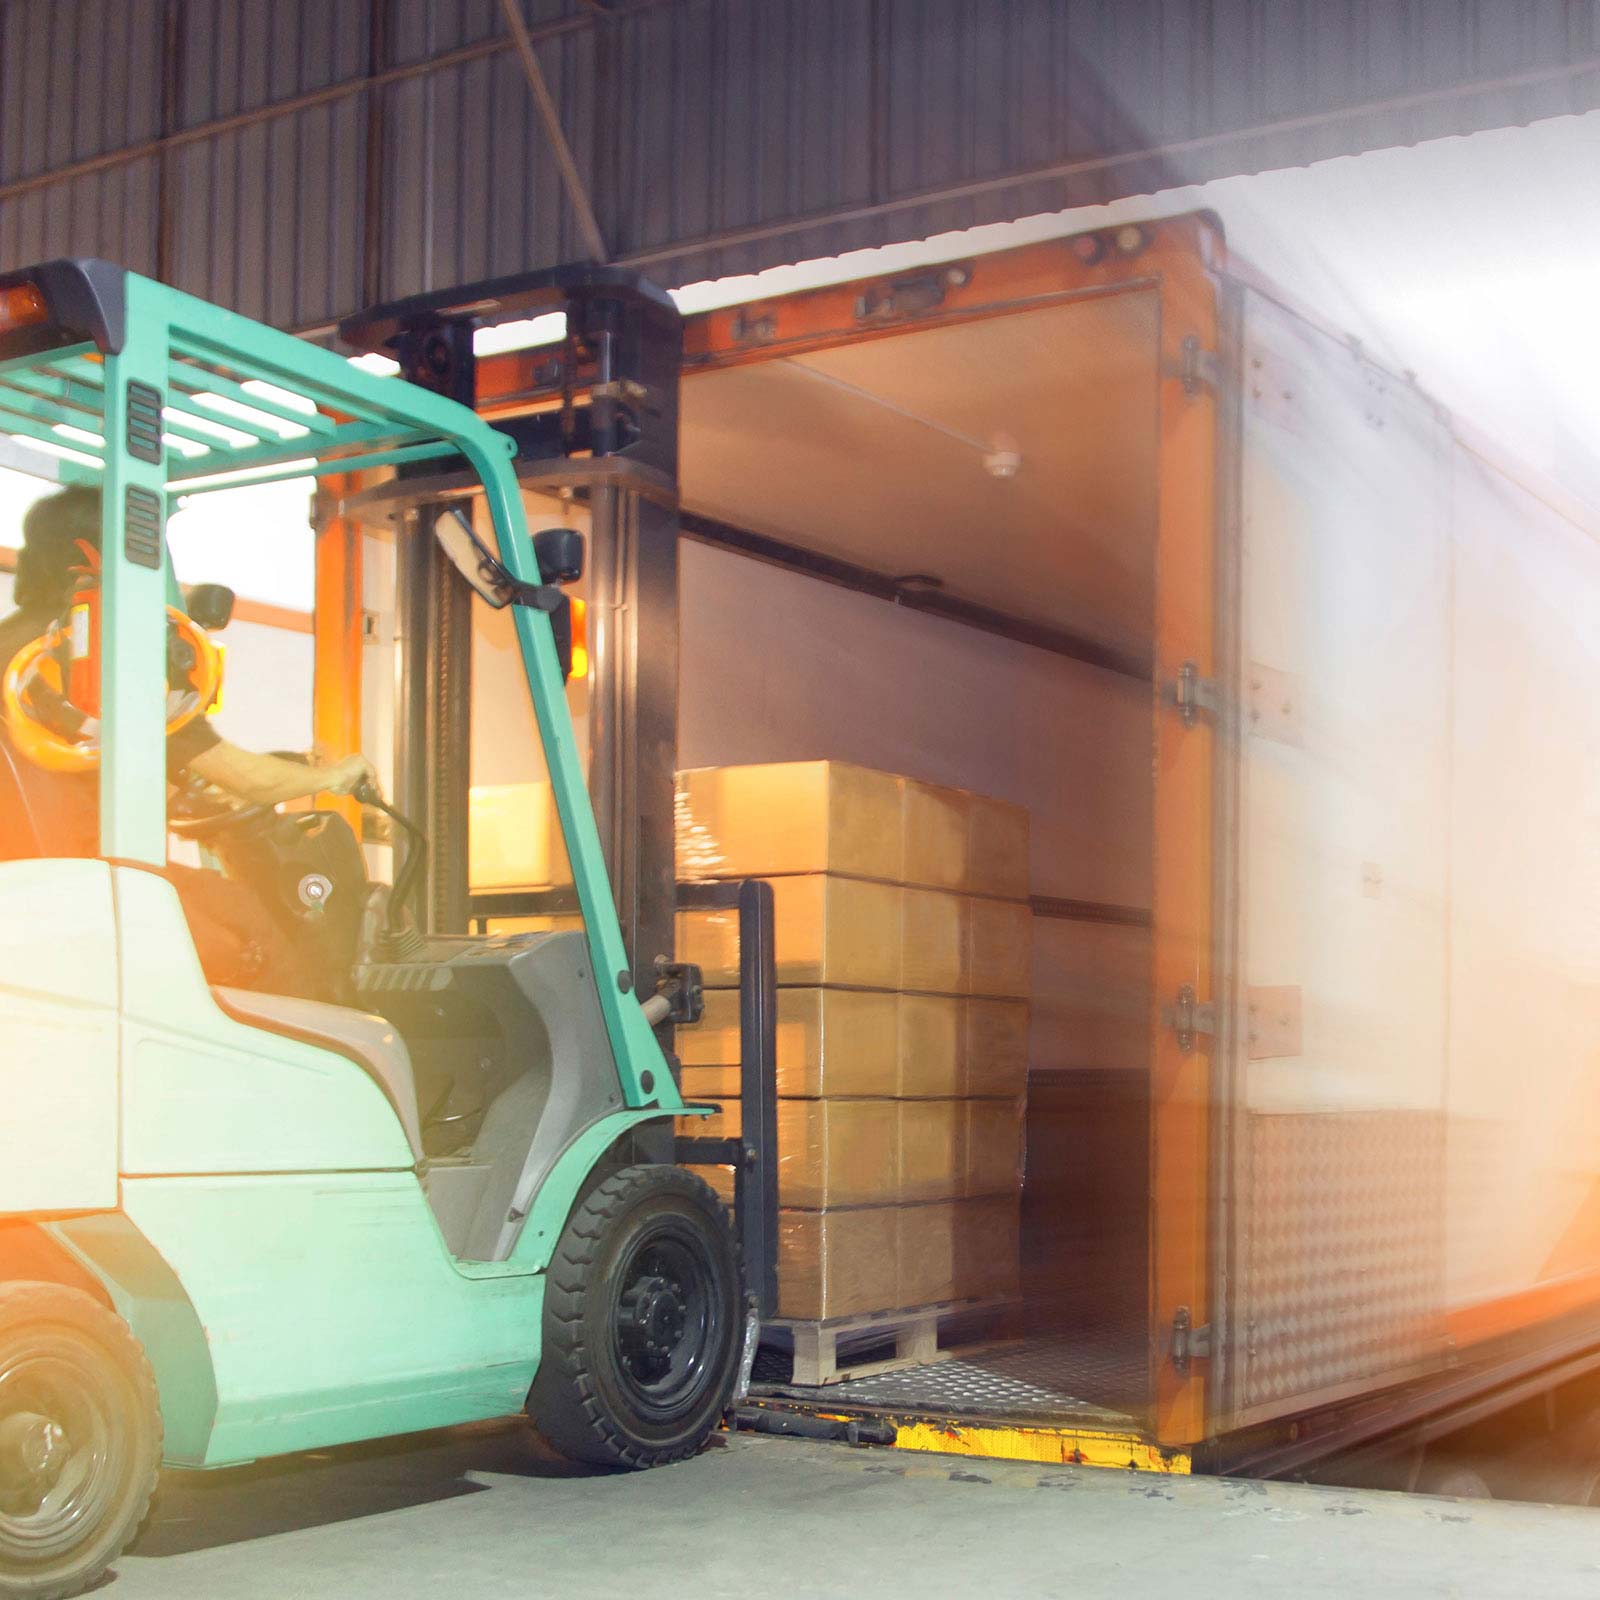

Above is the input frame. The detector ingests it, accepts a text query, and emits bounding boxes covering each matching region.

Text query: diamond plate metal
[1232,1112,1446,1420]
[758,1333,1145,1428]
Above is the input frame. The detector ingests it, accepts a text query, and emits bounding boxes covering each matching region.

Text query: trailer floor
[108,1420,1600,1598]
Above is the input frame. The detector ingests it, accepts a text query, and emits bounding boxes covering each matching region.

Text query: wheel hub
[0,1411,70,1505]
[618,1276,689,1376]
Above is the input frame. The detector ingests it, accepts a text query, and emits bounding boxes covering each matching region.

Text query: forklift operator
[0,485,376,998]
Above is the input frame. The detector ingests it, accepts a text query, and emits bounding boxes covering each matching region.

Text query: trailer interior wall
[676,538,1153,1074]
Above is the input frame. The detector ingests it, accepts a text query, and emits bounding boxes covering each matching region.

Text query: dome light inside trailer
[1114,225,1150,255]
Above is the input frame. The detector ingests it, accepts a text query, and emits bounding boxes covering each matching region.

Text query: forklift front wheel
[530,1165,743,1469]
[0,1282,162,1600]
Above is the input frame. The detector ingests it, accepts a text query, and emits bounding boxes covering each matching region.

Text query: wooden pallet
[766,1297,1016,1387]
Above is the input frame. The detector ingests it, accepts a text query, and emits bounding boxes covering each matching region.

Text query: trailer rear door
[1210,286,1455,1433]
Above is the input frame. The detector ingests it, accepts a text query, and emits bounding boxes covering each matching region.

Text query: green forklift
[0,260,761,1599]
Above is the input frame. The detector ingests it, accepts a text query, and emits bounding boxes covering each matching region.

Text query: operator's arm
[185,738,375,807]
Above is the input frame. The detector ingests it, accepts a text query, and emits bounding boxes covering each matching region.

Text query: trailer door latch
[1168,660,1222,728]
[1171,1306,1212,1376]
[1164,984,1216,1053]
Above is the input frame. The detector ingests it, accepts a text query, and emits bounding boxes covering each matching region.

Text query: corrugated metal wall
[3,0,1599,332]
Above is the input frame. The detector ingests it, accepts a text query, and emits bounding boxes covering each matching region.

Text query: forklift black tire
[0,1282,162,1600]
[530,1164,743,1469]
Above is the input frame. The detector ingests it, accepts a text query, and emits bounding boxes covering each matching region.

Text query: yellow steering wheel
[2,607,224,774]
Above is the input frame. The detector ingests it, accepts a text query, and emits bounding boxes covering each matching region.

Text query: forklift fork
[671,878,780,1320]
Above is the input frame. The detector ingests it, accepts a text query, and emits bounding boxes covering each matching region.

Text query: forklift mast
[340,273,780,1309]
[339,269,683,1002]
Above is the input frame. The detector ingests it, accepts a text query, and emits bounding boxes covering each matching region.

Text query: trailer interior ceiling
[675,282,1167,1431]
[679,290,1162,665]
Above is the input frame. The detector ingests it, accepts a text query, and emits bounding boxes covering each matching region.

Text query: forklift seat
[213,988,425,1161]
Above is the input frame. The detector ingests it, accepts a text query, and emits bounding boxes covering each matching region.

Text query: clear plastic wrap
[678,1093,1022,1210]
[964,999,1030,1097]
[680,990,1028,1100]
[678,878,1031,998]
[677,760,1030,900]
[779,1196,1023,1319]
[675,760,903,882]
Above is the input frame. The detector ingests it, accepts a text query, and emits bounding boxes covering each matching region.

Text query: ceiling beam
[497,0,610,264]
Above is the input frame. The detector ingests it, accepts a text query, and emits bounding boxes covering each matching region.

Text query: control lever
[351,777,429,951]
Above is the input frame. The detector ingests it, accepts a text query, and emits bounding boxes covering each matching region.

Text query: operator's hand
[319,753,378,797]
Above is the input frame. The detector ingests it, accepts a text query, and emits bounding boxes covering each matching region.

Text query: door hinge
[1171,1306,1212,1376]
[1180,333,1218,396]
[1164,984,1216,1053]
[1167,660,1221,728]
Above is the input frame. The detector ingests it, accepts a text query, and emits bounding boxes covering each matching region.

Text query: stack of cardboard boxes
[674,761,1031,1322]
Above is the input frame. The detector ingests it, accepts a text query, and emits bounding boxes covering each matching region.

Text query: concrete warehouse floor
[107,1421,1600,1599]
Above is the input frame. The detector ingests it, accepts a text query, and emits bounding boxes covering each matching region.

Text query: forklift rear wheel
[0,1282,162,1600]
[530,1165,742,1469]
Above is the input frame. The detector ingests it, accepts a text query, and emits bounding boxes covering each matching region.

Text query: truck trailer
[333,210,1600,1483]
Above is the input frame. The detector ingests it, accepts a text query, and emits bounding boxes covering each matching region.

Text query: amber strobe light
[0,281,48,334]
[568,597,589,681]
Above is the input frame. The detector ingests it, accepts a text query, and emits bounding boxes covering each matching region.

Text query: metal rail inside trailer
[331,213,1600,1485]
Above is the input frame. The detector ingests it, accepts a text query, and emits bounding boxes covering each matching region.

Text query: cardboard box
[955,1195,1022,1301]
[901,780,972,892]
[676,761,1030,900]
[676,803,1029,998]
[966,895,1033,999]
[896,1200,960,1307]
[678,875,903,988]
[778,1197,1023,1319]
[468,782,571,891]
[482,914,583,937]
[679,988,900,1098]
[896,995,965,1097]
[678,1064,741,1107]
[676,761,903,883]
[778,1206,901,1320]
[964,999,1030,1098]
[964,1099,1025,1197]
[896,1196,1022,1307]
[675,1076,738,1203]
[680,1090,985,1207]
[967,793,1030,900]
[897,1100,964,1203]
[690,1164,735,1203]
[900,886,966,995]
[777,1099,899,1208]
[681,991,1003,1100]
